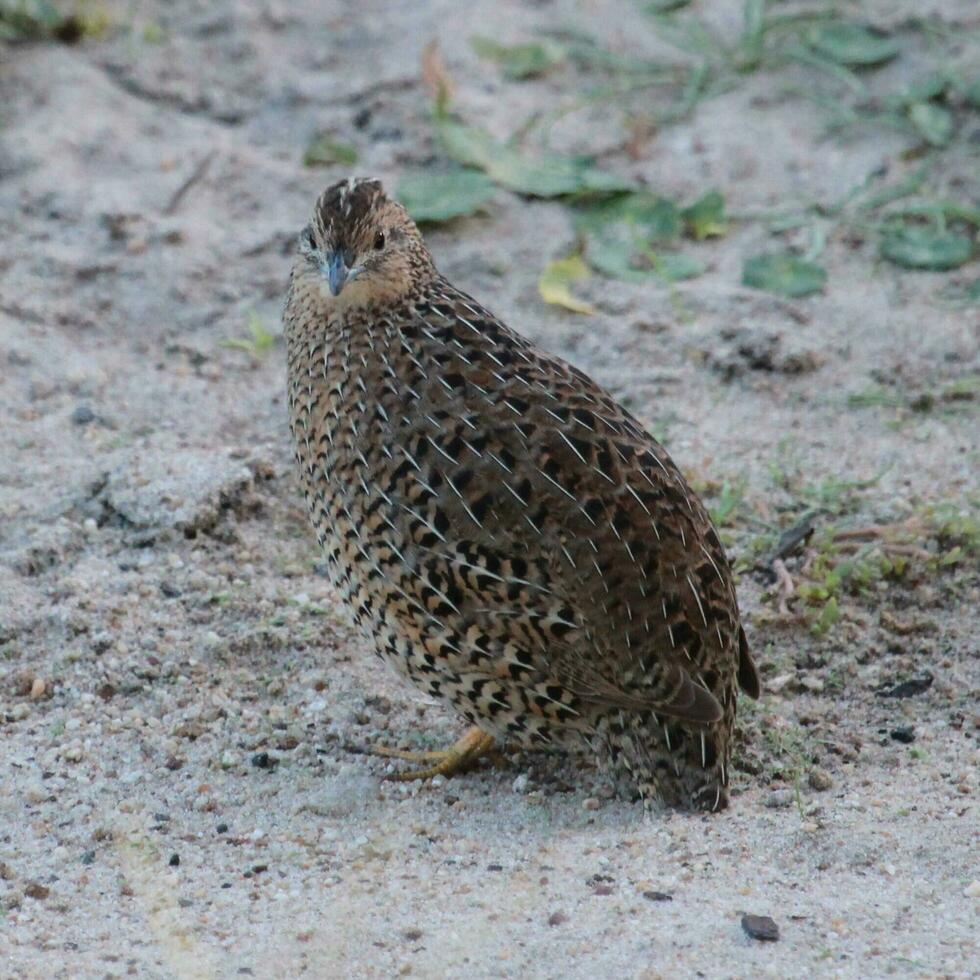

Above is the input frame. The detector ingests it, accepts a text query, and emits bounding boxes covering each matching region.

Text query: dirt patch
[1,2,977,977]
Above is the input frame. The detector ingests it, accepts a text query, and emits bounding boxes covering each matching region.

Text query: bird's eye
[305,230,317,250]
[373,231,386,250]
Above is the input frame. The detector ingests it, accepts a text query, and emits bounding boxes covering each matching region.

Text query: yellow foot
[374,726,498,782]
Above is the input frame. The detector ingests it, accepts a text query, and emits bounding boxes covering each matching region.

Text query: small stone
[29,677,47,700]
[63,743,84,763]
[71,405,96,425]
[808,768,833,791]
[742,914,779,942]
[160,581,181,598]
[765,789,793,808]
[24,881,50,900]
[250,752,275,770]
[252,864,268,874]
[582,797,600,811]
[216,823,229,834]
[547,911,567,927]
[800,675,824,693]
[511,773,529,794]
[80,850,96,865]
[10,703,30,721]
[403,928,423,942]
[890,726,916,744]
[220,751,241,769]
[168,853,180,867]
[642,891,673,902]
[964,880,980,898]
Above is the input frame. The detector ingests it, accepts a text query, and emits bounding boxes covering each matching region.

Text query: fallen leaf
[742,253,827,297]
[539,256,596,315]
[397,171,496,223]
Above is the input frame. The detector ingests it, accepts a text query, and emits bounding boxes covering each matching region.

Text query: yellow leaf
[538,256,596,315]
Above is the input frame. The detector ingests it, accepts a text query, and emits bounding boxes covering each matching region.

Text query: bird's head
[294,177,435,312]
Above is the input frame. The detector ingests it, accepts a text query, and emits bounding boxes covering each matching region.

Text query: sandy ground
[1,1,978,978]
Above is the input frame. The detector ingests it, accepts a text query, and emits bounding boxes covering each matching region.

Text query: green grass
[221,312,278,360]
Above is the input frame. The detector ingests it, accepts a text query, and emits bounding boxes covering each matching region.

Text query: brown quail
[283,177,760,812]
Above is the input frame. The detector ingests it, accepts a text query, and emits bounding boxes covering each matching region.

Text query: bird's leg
[374,726,498,781]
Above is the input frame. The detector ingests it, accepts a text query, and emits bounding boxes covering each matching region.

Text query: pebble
[890,726,916,744]
[511,774,529,794]
[964,880,980,898]
[741,914,779,942]
[168,853,180,867]
[24,881,50,900]
[221,751,241,769]
[764,789,794,808]
[808,768,833,791]
[81,850,96,865]
[10,703,31,721]
[29,677,47,700]
[547,911,568,927]
[582,797,600,811]
[250,752,275,770]
[642,891,673,902]
[71,405,96,425]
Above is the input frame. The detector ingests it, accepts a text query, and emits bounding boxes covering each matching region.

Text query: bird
[283,176,760,812]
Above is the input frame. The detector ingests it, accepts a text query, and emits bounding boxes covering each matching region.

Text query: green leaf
[807,23,900,68]
[578,193,685,281]
[880,225,973,270]
[901,72,948,105]
[538,256,596,315]
[681,189,726,240]
[577,193,681,241]
[471,37,564,79]
[302,135,359,168]
[650,252,705,281]
[436,117,632,197]
[742,253,827,296]
[396,171,496,223]
[907,102,953,147]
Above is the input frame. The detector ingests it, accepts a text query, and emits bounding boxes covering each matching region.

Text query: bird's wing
[375,286,756,724]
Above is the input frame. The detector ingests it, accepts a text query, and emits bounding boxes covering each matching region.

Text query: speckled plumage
[284,178,760,811]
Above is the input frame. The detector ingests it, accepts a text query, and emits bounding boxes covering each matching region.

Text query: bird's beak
[322,250,350,297]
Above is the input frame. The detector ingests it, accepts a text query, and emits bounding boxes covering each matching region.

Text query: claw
[374,726,497,781]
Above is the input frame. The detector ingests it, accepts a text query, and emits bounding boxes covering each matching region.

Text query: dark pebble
[221,882,232,889]
[178,897,193,908]
[251,752,275,770]
[403,928,423,942]
[160,581,181,598]
[80,850,96,865]
[890,726,916,743]
[168,853,180,867]
[877,673,933,699]
[742,914,779,942]
[547,911,567,927]
[352,107,372,129]
[216,823,229,834]
[642,891,673,902]
[71,405,95,425]
[24,881,50,900]
[487,863,503,872]
[252,864,268,874]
